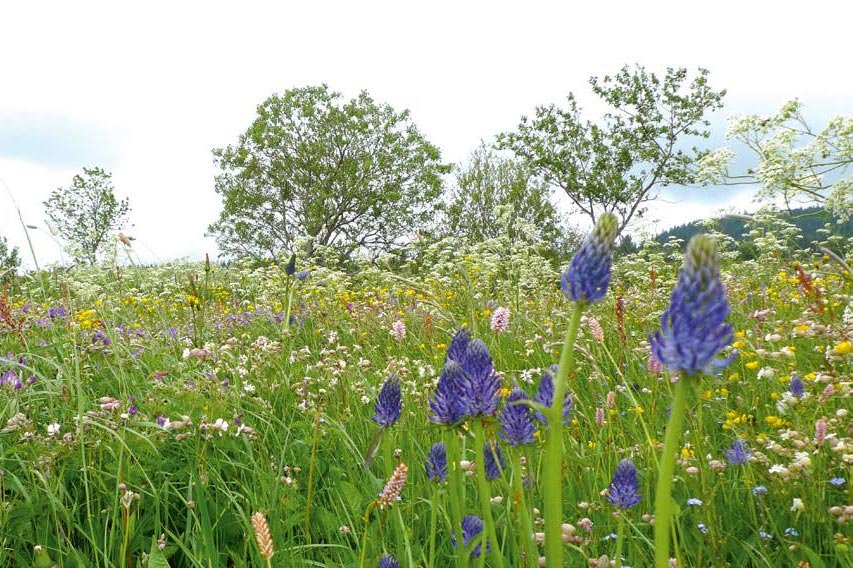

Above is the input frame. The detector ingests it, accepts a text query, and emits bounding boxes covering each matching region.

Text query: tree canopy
[209,85,449,260]
[498,65,725,233]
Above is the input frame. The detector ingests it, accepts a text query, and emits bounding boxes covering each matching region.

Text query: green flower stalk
[544,213,617,567]
[650,235,734,568]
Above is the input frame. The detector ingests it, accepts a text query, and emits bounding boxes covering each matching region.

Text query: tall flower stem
[428,484,438,568]
[283,279,294,332]
[614,513,625,568]
[543,302,583,567]
[473,423,505,568]
[511,451,537,568]
[446,431,469,568]
[654,376,691,568]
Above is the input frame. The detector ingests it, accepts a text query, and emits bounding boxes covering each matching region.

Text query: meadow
[0,228,851,567]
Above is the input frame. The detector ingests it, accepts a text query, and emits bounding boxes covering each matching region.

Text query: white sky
[1,1,851,266]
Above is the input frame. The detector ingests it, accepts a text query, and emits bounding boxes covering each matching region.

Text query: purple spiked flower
[429,361,468,425]
[458,339,501,418]
[534,371,573,425]
[789,375,805,398]
[483,442,506,480]
[425,442,447,482]
[447,327,471,363]
[373,375,402,427]
[454,514,488,558]
[499,389,536,446]
[650,235,735,376]
[560,213,618,304]
[378,555,399,568]
[725,438,751,465]
[607,459,642,510]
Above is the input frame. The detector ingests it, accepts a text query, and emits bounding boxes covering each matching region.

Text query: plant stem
[446,431,468,568]
[428,485,438,568]
[654,376,691,568]
[304,407,322,543]
[543,302,583,567]
[614,512,625,568]
[511,451,537,568]
[473,423,505,568]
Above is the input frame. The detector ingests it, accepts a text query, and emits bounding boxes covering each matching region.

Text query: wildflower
[789,375,805,398]
[595,407,605,426]
[686,498,703,507]
[829,478,845,487]
[429,361,467,425]
[533,371,572,425]
[607,459,642,510]
[490,307,510,333]
[454,514,487,558]
[390,320,406,342]
[725,439,751,465]
[587,316,604,342]
[819,384,835,403]
[373,375,402,427]
[650,236,734,376]
[759,530,773,541]
[752,486,768,496]
[483,442,506,480]
[832,341,852,355]
[46,423,61,437]
[377,463,408,510]
[790,498,805,512]
[648,351,664,375]
[379,555,400,568]
[284,254,297,276]
[784,527,799,538]
[814,417,828,446]
[458,339,501,418]
[499,389,535,446]
[560,213,618,304]
[251,511,275,559]
[447,327,470,362]
[296,270,310,281]
[698,523,708,534]
[425,442,447,483]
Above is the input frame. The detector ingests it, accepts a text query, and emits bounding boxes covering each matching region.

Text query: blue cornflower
[533,371,573,425]
[686,498,703,507]
[378,555,399,568]
[458,339,501,417]
[373,375,402,427]
[650,235,735,376]
[784,527,799,537]
[429,361,468,425]
[483,442,506,480]
[499,389,536,446]
[425,442,447,483]
[759,530,773,541]
[560,213,618,304]
[752,486,768,496]
[725,438,751,465]
[789,375,805,398]
[607,459,642,510]
[829,477,846,487]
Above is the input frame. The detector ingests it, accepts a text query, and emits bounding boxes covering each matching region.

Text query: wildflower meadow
[0,215,851,567]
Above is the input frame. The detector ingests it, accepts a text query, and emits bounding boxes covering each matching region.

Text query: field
[0,235,851,567]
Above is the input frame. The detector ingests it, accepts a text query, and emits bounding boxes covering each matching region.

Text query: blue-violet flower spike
[607,459,642,510]
[560,213,618,304]
[499,389,536,446]
[373,374,402,427]
[425,442,448,482]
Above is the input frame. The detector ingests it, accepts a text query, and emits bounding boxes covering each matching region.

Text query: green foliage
[0,236,21,284]
[209,85,449,262]
[440,142,576,256]
[699,100,853,220]
[43,167,130,266]
[498,65,725,232]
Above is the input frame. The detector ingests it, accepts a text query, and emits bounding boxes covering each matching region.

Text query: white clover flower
[47,423,61,437]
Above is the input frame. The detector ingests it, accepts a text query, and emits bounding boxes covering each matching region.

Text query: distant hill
[653,207,853,252]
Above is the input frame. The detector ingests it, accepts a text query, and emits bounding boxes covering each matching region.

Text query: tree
[498,65,725,233]
[697,99,852,220]
[209,85,449,261]
[0,236,21,284]
[44,167,130,265]
[441,142,571,252]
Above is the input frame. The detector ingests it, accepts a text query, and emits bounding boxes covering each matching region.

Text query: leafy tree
[209,85,449,261]
[698,99,852,220]
[0,236,21,284]
[43,167,130,265]
[498,65,725,233]
[441,142,571,253]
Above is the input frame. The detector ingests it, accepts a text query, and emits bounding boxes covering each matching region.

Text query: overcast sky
[1,1,851,267]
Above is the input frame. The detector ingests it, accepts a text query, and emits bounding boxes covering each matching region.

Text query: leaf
[148,539,171,568]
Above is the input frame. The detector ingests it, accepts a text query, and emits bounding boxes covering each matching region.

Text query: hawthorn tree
[44,167,129,265]
[498,65,725,233]
[209,85,448,260]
